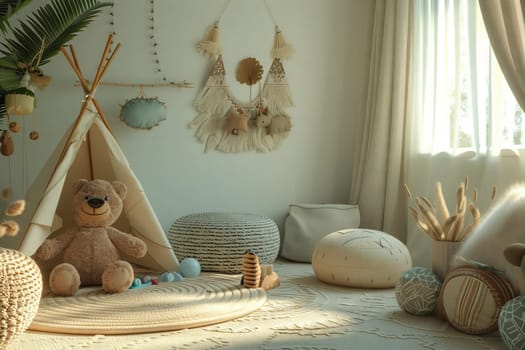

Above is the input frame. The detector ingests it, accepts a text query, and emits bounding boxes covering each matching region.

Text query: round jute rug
[29,273,266,335]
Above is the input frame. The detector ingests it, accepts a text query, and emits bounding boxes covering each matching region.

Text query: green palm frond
[0,0,32,32]
[0,56,20,91]
[0,0,110,67]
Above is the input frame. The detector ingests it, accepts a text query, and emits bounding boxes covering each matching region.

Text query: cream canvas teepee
[17,35,179,272]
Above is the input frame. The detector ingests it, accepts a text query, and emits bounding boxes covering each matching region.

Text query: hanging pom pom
[1,188,11,200]
[271,26,295,60]
[30,72,52,90]
[1,220,19,237]
[5,200,25,217]
[197,21,222,58]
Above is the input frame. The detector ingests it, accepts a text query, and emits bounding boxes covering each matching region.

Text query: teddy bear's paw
[49,263,81,296]
[102,260,134,293]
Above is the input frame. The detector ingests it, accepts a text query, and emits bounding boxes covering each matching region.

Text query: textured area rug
[29,273,266,335]
[13,260,506,349]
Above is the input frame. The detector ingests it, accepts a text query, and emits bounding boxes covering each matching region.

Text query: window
[412,0,524,155]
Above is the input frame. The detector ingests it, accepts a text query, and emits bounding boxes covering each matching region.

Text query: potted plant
[5,86,35,115]
[0,0,110,121]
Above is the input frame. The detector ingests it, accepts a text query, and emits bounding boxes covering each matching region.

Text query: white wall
[0,0,372,246]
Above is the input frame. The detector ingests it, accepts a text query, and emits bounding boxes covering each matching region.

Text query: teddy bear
[453,183,525,295]
[504,243,525,280]
[35,178,147,296]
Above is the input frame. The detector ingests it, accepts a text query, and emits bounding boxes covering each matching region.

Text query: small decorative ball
[172,272,184,281]
[8,122,19,133]
[499,296,525,350]
[180,258,201,277]
[29,131,39,140]
[395,267,442,315]
[158,272,174,282]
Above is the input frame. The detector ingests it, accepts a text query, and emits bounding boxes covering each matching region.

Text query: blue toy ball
[180,258,201,277]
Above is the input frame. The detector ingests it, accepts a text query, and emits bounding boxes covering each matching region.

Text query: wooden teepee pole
[54,34,120,171]
[60,34,120,136]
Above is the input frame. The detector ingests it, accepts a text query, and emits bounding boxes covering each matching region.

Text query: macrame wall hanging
[107,0,193,130]
[190,0,295,153]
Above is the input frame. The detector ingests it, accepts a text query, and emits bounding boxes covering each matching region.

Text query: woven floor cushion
[168,212,280,273]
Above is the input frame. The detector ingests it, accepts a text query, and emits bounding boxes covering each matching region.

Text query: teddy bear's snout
[87,198,105,209]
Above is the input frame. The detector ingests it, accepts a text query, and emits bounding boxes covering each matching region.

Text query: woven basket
[5,93,34,116]
[0,247,42,347]
[168,212,280,273]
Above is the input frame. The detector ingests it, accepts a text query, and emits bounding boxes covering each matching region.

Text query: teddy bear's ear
[503,243,525,267]
[112,181,128,200]
[73,179,89,194]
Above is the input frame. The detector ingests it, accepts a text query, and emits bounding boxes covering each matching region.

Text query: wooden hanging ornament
[8,122,19,133]
[0,130,14,157]
[29,131,39,140]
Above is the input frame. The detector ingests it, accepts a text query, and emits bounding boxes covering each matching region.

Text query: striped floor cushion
[438,266,515,334]
[168,212,280,273]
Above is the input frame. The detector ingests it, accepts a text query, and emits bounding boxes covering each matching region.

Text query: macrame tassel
[263,84,294,113]
[194,86,232,115]
[271,26,295,60]
[197,22,222,58]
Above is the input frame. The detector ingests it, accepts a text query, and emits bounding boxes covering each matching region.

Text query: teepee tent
[17,35,179,272]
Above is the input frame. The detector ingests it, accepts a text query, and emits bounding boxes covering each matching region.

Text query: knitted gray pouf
[168,212,280,273]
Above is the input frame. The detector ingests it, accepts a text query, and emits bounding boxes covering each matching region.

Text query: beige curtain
[350,0,412,241]
[479,0,525,110]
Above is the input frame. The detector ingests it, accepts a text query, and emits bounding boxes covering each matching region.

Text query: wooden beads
[29,131,39,140]
[9,122,19,133]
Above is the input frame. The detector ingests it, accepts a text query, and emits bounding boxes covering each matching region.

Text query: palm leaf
[0,0,32,32]
[0,0,110,67]
[0,56,20,91]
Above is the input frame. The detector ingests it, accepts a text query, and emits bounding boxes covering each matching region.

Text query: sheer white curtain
[406,0,525,267]
[479,0,525,112]
[349,0,411,241]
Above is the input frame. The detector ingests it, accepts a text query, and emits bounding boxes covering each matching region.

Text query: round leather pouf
[312,228,412,288]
